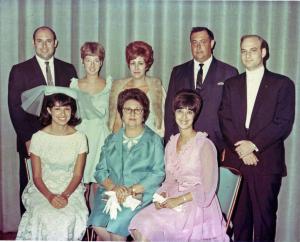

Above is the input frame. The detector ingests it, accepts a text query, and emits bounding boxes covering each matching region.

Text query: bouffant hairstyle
[80,42,105,61]
[117,88,150,123]
[172,89,202,121]
[40,93,81,126]
[125,41,154,70]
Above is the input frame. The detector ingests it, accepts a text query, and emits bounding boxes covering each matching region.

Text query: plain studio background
[0,1,299,241]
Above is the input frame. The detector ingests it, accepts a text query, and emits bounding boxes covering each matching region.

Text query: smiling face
[33,28,58,60]
[83,55,102,76]
[122,99,144,130]
[175,107,195,131]
[129,56,147,80]
[241,36,266,71]
[47,102,71,126]
[190,30,214,63]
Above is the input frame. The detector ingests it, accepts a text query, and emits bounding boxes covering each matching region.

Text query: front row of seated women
[17,87,228,241]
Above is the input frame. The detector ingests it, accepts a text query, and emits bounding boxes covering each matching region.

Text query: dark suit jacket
[164,57,238,151]
[8,56,77,156]
[219,69,295,176]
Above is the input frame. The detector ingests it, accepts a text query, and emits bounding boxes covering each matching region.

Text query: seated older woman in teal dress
[87,88,165,241]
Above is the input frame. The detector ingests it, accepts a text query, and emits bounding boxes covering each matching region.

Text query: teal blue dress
[87,126,165,237]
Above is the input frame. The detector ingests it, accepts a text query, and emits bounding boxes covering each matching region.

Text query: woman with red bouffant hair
[109,41,165,137]
[70,42,112,204]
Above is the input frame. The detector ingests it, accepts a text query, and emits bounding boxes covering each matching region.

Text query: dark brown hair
[117,88,150,123]
[190,27,214,41]
[40,93,81,126]
[173,89,202,121]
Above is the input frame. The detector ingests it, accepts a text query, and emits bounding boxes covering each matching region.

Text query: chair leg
[85,227,96,241]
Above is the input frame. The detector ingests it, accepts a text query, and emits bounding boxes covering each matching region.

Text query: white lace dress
[16,131,89,241]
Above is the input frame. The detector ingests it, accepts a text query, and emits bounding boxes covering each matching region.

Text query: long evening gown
[70,77,112,183]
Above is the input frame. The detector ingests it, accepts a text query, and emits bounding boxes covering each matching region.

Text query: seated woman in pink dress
[129,89,229,242]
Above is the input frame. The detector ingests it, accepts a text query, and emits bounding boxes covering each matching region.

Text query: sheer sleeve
[190,139,218,207]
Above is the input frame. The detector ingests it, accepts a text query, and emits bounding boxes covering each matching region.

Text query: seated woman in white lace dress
[16,86,88,241]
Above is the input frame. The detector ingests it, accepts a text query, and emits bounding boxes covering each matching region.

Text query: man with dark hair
[164,26,238,153]
[8,26,77,215]
[219,35,295,241]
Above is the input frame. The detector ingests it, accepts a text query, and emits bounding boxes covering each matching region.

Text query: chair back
[217,166,242,230]
[24,158,33,181]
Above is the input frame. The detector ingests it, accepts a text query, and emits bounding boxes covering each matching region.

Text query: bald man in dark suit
[164,27,238,153]
[219,35,295,241]
[8,26,77,214]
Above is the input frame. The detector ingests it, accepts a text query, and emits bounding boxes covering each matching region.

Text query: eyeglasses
[123,107,144,115]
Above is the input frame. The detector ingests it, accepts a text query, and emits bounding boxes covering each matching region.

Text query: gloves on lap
[103,191,141,219]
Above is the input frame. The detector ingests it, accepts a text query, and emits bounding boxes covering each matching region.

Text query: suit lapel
[235,73,248,136]
[129,126,149,153]
[249,70,270,130]
[32,57,47,85]
[54,58,60,85]
[203,57,217,87]
[186,60,195,90]
[113,128,123,158]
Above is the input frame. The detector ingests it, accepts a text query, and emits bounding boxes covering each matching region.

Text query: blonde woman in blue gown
[70,42,112,199]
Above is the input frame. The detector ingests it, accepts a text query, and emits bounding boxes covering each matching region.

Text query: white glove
[103,191,122,220]
[153,193,167,203]
[152,193,182,212]
[123,195,141,211]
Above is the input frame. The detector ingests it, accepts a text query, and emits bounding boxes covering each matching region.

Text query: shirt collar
[123,131,144,150]
[193,55,213,68]
[246,65,265,80]
[35,55,54,65]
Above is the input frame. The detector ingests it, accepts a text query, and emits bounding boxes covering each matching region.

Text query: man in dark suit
[8,26,77,214]
[164,27,238,152]
[219,35,295,241]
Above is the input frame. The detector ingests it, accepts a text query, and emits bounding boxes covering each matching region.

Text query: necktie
[196,63,204,89]
[45,61,54,86]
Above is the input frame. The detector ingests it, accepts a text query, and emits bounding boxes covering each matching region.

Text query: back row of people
[8,25,295,241]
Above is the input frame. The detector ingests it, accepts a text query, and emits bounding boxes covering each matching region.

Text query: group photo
[0,1,299,242]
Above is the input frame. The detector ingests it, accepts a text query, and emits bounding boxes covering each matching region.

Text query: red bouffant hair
[125,41,154,70]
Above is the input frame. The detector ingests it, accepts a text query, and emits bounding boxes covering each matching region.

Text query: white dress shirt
[36,55,55,85]
[245,65,265,128]
[193,55,213,88]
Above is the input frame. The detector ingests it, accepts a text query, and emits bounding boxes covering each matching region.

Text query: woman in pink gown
[129,89,229,242]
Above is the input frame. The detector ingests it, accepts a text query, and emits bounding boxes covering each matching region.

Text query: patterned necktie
[45,61,54,86]
[196,63,204,89]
